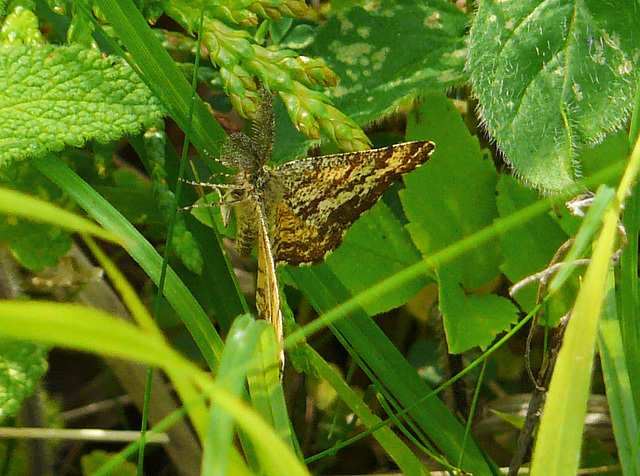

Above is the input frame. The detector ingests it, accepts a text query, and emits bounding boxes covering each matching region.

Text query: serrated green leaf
[0,340,48,425]
[318,200,428,316]
[438,268,518,353]
[305,0,468,125]
[0,44,165,164]
[468,0,640,191]
[404,92,501,289]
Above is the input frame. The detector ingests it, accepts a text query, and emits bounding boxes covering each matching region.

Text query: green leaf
[0,44,164,164]
[468,0,640,191]
[438,268,518,354]
[495,175,569,309]
[404,92,501,289]
[579,129,631,184]
[0,219,71,271]
[0,340,48,425]
[305,0,468,125]
[319,200,428,316]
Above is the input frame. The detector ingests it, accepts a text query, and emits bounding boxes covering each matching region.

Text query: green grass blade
[203,315,265,476]
[531,216,618,475]
[0,301,302,475]
[33,154,223,370]
[286,265,497,475]
[0,301,173,367]
[531,123,640,476]
[0,187,123,245]
[247,328,298,453]
[618,174,640,429]
[598,275,640,475]
[306,347,430,475]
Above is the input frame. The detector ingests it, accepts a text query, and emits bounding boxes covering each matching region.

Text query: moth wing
[273,141,435,265]
[255,203,285,367]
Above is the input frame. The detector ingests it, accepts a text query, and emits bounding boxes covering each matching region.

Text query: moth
[190,89,435,364]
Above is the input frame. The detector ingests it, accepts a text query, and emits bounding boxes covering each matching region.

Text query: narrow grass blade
[531,121,640,476]
[34,154,223,370]
[286,265,498,475]
[306,347,430,475]
[247,328,298,453]
[598,275,640,475]
[549,185,615,292]
[203,315,265,476]
[0,187,123,245]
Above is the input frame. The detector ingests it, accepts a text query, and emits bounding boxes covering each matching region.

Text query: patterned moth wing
[255,201,285,365]
[272,140,436,265]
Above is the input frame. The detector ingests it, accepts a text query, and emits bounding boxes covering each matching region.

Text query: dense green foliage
[0,0,637,475]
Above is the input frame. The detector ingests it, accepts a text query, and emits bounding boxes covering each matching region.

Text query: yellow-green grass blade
[531,128,640,475]
[247,326,299,454]
[598,275,640,475]
[0,187,123,245]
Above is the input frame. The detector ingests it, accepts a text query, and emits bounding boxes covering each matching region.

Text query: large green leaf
[404,92,501,289]
[0,45,164,164]
[305,0,468,125]
[316,200,428,316]
[468,0,640,191]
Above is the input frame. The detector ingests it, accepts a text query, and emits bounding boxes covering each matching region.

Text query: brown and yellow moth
[190,89,434,366]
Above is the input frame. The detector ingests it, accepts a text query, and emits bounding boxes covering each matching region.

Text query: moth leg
[178,178,236,188]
